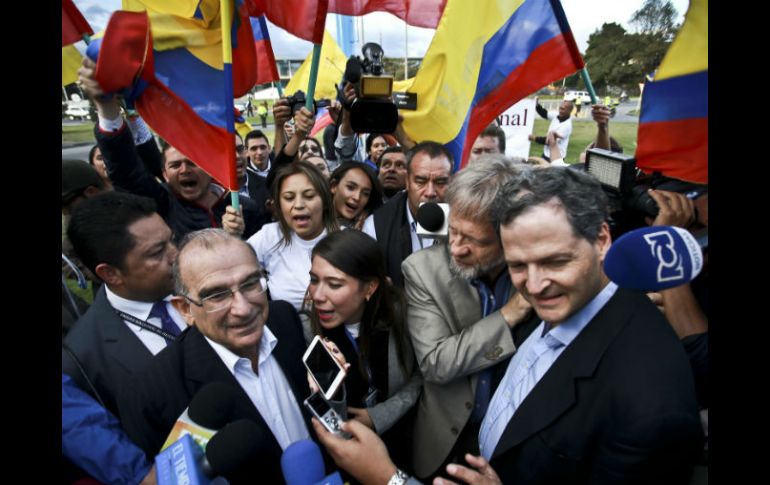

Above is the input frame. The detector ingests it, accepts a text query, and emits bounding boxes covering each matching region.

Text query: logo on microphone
[643,230,684,283]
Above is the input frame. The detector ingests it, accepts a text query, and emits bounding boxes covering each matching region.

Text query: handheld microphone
[156,418,270,485]
[161,382,238,451]
[281,439,344,485]
[604,225,703,292]
[415,202,449,242]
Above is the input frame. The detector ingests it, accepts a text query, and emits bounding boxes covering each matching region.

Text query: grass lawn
[63,115,639,165]
[62,123,96,144]
[529,118,638,163]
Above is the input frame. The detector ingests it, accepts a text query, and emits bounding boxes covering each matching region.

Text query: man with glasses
[118,229,315,482]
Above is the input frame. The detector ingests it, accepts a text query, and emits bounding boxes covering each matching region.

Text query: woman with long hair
[306,230,420,471]
[329,162,382,229]
[247,161,339,310]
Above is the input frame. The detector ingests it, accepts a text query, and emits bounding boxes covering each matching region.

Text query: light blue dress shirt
[478,282,618,460]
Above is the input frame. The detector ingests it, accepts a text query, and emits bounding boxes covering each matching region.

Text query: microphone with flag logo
[161,382,238,452]
[281,439,344,485]
[604,225,703,292]
[156,418,272,485]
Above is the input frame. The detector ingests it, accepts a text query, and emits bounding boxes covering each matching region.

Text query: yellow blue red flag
[285,30,347,101]
[636,0,708,184]
[400,0,584,170]
[91,1,258,190]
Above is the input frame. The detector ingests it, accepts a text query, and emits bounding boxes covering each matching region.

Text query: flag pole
[580,67,597,105]
[305,44,322,111]
[220,0,239,210]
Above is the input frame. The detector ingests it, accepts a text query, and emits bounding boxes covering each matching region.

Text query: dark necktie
[150,301,180,343]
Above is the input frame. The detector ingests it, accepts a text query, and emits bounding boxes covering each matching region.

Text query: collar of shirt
[470,270,512,315]
[248,159,271,177]
[345,322,361,339]
[542,281,618,348]
[205,325,278,374]
[105,286,168,323]
[406,202,433,250]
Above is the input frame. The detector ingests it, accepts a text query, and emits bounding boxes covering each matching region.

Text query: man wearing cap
[62,160,110,336]
[62,159,108,216]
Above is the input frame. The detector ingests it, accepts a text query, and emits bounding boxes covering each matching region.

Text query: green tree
[583,23,638,93]
[629,0,679,41]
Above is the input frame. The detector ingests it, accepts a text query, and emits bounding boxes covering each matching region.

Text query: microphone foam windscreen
[206,419,275,479]
[281,439,326,485]
[188,381,238,429]
[604,225,703,292]
[416,203,445,232]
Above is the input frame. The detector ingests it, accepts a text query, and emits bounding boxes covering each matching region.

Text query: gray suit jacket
[62,286,155,418]
[402,244,522,477]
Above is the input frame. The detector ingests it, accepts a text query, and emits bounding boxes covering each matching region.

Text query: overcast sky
[74,0,691,59]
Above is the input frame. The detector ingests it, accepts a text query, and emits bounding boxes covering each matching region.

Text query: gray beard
[448,253,505,281]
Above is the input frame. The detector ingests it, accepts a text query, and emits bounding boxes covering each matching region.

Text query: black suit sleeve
[95,123,172,217]
[135,136,164,180]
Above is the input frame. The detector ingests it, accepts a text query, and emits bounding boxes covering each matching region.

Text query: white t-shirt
[247,222,327,311]
[544,113,573,160]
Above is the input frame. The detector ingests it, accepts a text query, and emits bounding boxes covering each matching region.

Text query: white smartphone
[304,391,350,439]
[302,335,346,400]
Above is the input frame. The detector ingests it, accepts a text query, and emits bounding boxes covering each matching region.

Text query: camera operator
[334,81,415,166]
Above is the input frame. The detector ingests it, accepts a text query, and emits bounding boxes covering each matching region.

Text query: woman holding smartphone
[305,230,421,470]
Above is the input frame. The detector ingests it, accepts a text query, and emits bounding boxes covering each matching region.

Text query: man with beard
[401,156,541,481]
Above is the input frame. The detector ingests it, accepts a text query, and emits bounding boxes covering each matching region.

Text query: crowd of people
[62,53,708,485]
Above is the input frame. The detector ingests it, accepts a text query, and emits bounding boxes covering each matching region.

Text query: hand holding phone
[304,391,351,439]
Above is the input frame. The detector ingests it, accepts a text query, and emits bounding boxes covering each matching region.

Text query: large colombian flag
[91,0,258,190]
[636,0,708,184]
[400,0,584,170]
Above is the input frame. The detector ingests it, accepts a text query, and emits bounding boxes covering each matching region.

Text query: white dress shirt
[105,287,186,355]
[205,326,311,450]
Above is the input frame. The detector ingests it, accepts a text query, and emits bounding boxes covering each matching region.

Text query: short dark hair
[329,162,383,215]
[479,124,506,153]
[377,145,405,167]
[405,141,455,174]
[492,166,608,243]
[245,129,270,146]
[365,134,388,159]
[67,191,158,274]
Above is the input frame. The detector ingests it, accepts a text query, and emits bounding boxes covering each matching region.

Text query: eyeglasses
[184,276,268,313]
[236,145,245,153]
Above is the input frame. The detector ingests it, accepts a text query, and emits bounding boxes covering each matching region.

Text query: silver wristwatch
[387,468,410,485]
